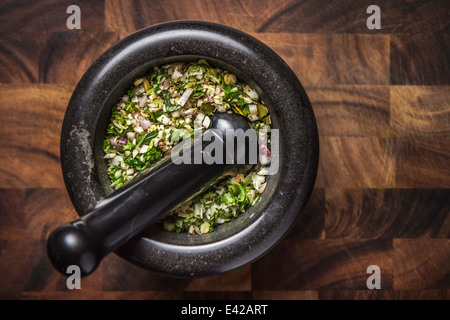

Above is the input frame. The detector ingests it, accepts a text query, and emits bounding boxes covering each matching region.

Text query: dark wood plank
[308,85,390,136]
[319,289,394,300]
[0,134,64,188]
[0,240,41,298]
[393,137,450,188]
[100,253,182,291]
[20,290,180,300]
[104,0,449,34]
[24,189,78,240]
[394,239,450,290]
[183,265,251,292]
[181,291,253,300]
[390,86,450,136]
[0,0,105,35]
[285,188,325,239]
[252,290,318,300]
[320,289,450,300]
[0,84,69,137]
[393,290,450,300]
[315,137,396,188]
[256,0,450,33]
[390,33,450,85]
[0,34,45,83]
[0,189,25,240]
[0,84,71,188]
[402,0,450,33]
[21,290,256,300]
[317,135,450,189]
[40,31,120,85]
[101,253,251,291]
[104,0,297,34]
[253,33,390,86]
[0,239,103,298]
[252,239,393,290]
[325,189,450,239]
[257,0,404,33]
[4,189,88,294]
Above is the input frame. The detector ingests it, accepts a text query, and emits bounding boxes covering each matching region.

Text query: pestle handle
[47,112,252,277]
[47,157,226,276]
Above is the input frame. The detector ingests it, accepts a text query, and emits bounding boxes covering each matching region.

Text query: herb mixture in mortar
[103,60,272,234]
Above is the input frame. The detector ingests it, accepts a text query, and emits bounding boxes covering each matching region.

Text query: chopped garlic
[202,116,211,129]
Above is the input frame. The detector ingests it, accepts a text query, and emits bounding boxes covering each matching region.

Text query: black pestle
[47,112,254,277]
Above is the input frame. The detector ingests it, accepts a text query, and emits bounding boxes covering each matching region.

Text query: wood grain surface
[0,0,449,300]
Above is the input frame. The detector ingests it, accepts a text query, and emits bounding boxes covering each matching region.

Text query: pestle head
[210,112,257,166]
[47,222,100,277]
[211,111,251,135]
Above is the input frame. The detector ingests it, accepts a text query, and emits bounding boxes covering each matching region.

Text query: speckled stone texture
[60,20,319,277]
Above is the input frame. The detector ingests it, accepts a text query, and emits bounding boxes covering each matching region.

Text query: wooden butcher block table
[0,0,448,300]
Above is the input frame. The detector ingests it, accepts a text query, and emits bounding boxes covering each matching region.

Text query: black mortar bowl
[59,20,319,278]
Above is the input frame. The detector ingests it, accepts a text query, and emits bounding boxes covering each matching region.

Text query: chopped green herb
[103,60,271,235]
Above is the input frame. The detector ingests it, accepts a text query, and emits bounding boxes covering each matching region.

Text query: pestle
[47,112,254,277]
